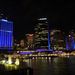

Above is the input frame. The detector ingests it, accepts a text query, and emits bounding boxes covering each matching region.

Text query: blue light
[74,43,75,49]
[0,19,13,50]
[20,52,33,55]
[1,19,8,22]
[48,31,51,51]
[36,49,48,52]
[66,35,75,50]
[66,37,69,50]
[0,30,12,33]
[71,36,75,50]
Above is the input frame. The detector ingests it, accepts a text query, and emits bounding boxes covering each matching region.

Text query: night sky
[0,0,75,39]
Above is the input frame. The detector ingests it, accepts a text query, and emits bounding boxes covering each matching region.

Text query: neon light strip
[1,19,8,22]
[0,30,12,33]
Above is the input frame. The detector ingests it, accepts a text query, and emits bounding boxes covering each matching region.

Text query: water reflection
[28,56,75,75]
[0,56,75,75]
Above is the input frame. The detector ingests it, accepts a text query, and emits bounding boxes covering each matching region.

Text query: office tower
[34,18,50,50]
[50,30,65,50]
[66,31,75,50]
[0,19,13,51]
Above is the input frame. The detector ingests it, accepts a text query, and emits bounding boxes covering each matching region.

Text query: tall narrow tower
[34,18,50,50]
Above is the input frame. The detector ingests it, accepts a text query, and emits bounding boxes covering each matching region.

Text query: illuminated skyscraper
[66,31,75,50]
[34,18,50,50]
[0,19,13,51]
[50,30,65,50]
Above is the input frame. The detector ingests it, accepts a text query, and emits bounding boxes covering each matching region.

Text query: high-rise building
[0,19,13,51]
[34,18,50,50]
[50,30,65,50]
[66,31,75,50]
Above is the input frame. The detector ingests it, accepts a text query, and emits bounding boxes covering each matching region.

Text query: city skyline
[0,1,75,75]
[0,0,75,39]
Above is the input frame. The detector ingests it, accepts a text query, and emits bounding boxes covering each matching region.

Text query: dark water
[27,56,75,75]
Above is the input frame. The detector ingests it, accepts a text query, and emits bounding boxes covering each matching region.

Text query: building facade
[26,34,34,50]
[50,30,65,50]
[0,19,13,50]
[34,18,49,50]
[66,31,75,50]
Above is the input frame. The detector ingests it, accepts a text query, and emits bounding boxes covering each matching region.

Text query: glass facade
[66,31,75,50]
[50,30,65,50]
[0,19,13,50]
[34,18,49,49]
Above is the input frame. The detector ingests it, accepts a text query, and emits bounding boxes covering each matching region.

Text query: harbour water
[0,56,75,75]
[27,56,75,75]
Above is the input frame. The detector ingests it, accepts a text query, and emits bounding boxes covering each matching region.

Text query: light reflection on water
[0,56,75,75]
[27,56,75,75]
